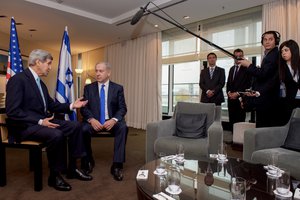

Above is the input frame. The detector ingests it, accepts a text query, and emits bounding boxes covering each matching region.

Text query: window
[162,7,262,119]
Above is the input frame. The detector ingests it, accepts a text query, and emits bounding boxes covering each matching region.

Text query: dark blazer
[80,81,127,122]
[5,68,70,126]
[226,65,251,94]
[199,66,225,105]
[282,64,300,102]
[246,47,280,109]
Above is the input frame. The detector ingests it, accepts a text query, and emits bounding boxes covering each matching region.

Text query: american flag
[6,17,24,81]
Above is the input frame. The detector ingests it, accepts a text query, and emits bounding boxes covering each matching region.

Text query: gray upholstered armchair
[146,102,223,162]
[243,108,300,180]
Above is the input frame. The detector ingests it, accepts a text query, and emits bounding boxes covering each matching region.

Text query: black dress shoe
[66,169,93,181]
[48,175,72,191]
[82,161,95,174]
[110,166,123,181]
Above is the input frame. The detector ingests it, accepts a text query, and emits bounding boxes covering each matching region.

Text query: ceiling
[0,0,276,55]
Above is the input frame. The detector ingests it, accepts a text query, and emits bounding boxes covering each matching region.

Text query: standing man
[238,31,280,127]
[226,49,252,130]
[5,49,92,192]
[81,62,128,181]
[200,52,225,105]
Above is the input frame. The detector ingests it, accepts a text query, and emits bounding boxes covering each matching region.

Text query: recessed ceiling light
[154,24,158,28]
[183,16,190,20]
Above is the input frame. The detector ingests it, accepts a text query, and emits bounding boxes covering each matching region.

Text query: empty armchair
[243,108,300,180]
[146,102,223,162]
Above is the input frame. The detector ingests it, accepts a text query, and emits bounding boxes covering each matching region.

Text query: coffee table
[136,157,276,200]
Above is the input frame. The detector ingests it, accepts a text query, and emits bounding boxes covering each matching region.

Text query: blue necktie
[100,84,105,124]
[36,77,46,112]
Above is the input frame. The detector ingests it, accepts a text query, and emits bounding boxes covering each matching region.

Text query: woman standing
[279,40,300,124]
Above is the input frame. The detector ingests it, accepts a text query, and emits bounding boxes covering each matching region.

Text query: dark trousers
[82,121,128,164]
[21,119,86,173]
[228,99,246,130]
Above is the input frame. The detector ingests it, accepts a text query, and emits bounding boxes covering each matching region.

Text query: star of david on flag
[55,26,77,121]
[6,17,24,81]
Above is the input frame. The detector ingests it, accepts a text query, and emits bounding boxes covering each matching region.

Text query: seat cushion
[175,113,207,139]
[281,117,300,152]
[251,148,300,180]
[154,136,209,160]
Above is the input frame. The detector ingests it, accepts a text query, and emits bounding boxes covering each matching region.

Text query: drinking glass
[268,153,278,167]
[176,143,184,163]
[218,143,227,161]
[167,166,181,194]
[230,177,246,200]
[276,169,290,196]
[155,152,166,175]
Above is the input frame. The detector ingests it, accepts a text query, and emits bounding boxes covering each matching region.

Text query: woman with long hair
[278,39,300,124]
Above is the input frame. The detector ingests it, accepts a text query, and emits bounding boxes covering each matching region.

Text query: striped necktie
[100,84,105,124]
[209,68,214,79]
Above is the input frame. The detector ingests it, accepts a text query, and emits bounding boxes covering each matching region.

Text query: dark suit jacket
[282,63,300,102]
[226,65,251,94]
[199,66,225,105]
[246,47,280,109]
[5,68,71,127]
[80,81,127,122]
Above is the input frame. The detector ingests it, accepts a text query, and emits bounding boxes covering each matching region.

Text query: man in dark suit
[81,62,128,181]
[226,49,252,130]
[200,52,225,105]
[238,31,281,127]
[5,49,92,191]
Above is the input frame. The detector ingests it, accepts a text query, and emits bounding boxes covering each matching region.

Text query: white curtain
[105,32,162,129]
[263,0,300,42]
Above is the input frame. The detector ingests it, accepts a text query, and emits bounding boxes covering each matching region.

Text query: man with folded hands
[80,61,128,181]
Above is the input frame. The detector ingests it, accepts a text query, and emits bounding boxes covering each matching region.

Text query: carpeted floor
[0,128,241,200]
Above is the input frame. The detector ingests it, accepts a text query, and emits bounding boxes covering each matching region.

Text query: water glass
[176,143,184,163]
[218,143,227,160]
[230,177,246,200]
[268,153,279,168]
[167,166,181,194]
[276,169,290,196]
[155,152,166,175]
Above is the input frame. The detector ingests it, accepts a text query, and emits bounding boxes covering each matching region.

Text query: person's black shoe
[82,161,95,174]
[66,169,93,181]
[110,166,123,181]
[48,174,72,191]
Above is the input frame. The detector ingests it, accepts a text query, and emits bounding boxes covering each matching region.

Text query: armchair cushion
[282,117,300,152]
[175,113,207,139]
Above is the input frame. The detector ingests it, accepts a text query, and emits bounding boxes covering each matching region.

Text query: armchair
[243,108,300,180]
[146,102,223,162]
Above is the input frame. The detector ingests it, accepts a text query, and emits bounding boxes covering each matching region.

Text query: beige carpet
[0,128,241,200]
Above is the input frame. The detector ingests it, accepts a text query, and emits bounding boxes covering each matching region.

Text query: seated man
[81,62,128,181]
[5,49,92,191]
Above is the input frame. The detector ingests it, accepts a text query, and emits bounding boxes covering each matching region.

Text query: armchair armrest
[207,121,223,155]
[243,126,288,162]
[146,119,175,162]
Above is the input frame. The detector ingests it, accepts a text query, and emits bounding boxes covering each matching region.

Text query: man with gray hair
[81,62,128,181]
[6,49,92,191]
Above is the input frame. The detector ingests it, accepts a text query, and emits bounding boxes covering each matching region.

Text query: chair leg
[30,148,43,191]
[0,145,7,186]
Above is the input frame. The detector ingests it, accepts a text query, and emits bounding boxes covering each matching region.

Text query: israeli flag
[55,26,76,121]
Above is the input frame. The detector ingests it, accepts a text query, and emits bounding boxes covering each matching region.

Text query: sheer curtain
[105,32,162,129]
[263,0,300,42]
